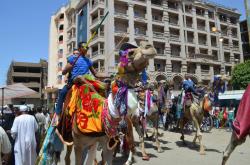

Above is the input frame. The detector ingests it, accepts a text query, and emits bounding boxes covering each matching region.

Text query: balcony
[114,10,128,19]
[170,34,180,42]
[233,46,239,52]
[58,53,63,59]
[199,41,207,46]
[67,22,76,31]
[57,67,63,72]
[169,20,179,26]
[153,32,165,39]
[152,16,163,23]
[197,25,206,31]
[223,44,230,50]
[92,49,104,57]
[171,51,180,58]
[134,14,147,22]
[186,23,193,28]
[91,0,105,11]
[67,35,76,43]
[232,33,238,38]
[135,30,147,38]
[221,31,228,36]
[201,69,210,75]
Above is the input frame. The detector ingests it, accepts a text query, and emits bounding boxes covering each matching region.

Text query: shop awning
[219,90,245,100]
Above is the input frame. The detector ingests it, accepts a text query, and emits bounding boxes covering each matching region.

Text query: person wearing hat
[11,105,38,165]
[55,42,109,117]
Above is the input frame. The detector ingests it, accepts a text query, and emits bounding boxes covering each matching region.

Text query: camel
[179,92,213,155]
[222,84,250,165]
[122,88,163,165]
[58,41,157,165]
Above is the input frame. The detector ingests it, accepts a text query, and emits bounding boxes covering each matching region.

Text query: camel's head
[116,41,156,88]
[118,41,156,74]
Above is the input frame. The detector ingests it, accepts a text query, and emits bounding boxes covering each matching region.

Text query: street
[59,128,250,165]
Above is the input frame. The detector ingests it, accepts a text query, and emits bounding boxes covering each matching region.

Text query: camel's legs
[100,136,114,165]
[86,143,98,165]
[222,133,246,165]
[191,113,205,155]
[65,145,73,165]
[152,115,162,153]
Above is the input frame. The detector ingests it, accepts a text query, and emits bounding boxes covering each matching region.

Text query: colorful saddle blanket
[67,75,106,134]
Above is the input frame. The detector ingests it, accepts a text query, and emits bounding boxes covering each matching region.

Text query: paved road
[59,128,250,165]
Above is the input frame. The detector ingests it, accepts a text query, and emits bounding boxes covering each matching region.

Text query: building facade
[7,59,48,107]
[240,20,250,61]
[48,0,243,91]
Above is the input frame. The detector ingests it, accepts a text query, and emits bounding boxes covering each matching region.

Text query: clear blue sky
[0,0,246,85]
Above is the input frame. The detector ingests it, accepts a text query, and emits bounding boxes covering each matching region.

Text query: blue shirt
[67,55,93,81]
[182,79,194,91]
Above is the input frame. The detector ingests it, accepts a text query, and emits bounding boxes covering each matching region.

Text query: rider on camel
[182,75,198,96]
[55,42,108,118]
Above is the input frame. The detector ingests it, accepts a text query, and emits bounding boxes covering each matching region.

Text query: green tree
[231,60,250,90]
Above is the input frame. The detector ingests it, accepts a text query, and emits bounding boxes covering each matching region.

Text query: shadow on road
[175,140,222,153]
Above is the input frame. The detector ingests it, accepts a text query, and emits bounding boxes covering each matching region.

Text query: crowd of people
[0,105,51,165]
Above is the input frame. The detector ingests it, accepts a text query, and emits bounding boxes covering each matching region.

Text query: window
[58,62,63,67]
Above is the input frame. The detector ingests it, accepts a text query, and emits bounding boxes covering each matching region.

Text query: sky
[0,0,246,85]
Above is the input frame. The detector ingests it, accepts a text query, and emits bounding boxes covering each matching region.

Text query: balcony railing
[91,0,104,10]
[152,16,163,23]
[186,23,193,28]
[171,52,180,57]
[223,44,230,50]
[170,34,180,41]
[187,39,194,43]
[169,20,179,26]
[153,32,165,39]
[201,69,210,74]
[221,31,228,36]
[92,49,104,57]
[199,41,207,46]
[197,25,206,31]
[233,46,239,51]
[135,30,147,37]
[114,10,128,17]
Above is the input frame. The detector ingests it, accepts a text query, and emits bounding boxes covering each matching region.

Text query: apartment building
[49,0,243,91]
[240,20,250,61]
[6,59,48,107]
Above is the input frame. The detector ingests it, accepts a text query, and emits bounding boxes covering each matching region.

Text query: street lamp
[212,27,224,42]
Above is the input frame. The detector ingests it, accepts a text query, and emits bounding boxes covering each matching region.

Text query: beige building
[48,0,243,91]
[7,60,48,107]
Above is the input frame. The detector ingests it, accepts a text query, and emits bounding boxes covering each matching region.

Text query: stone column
[146,0,154,72]
[163,0,172,80]
[196,63,202,82]
[128,1,135,42]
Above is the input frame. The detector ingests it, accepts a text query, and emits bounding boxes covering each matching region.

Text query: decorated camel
[178,90,213,155]
[222,84,250,165]
[124,86,162,165]
[57,41,157,165]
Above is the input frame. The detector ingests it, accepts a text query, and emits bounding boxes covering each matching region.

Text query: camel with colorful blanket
[123,86,162,165]
[57,41,157,165]
[178,90,213,155]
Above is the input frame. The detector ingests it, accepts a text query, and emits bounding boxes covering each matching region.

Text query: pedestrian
[35,107,46,134]
[11,105,38,165]
[0,126,11,165]
[157,81,166,128]
[227,105,235,131]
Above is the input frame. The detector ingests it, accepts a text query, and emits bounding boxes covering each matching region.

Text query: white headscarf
[19,105,28,112]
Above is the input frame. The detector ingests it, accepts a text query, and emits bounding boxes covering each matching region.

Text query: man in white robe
[11,105,38,165]
[0,126,11,165]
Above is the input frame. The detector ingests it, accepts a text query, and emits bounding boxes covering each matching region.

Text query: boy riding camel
[55,42,109,120]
